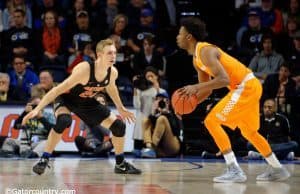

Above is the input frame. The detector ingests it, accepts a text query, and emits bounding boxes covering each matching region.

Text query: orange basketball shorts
[207,73,262,132]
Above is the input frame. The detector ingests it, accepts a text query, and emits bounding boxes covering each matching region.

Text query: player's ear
[186,34,192,40]
[96,51,101,58]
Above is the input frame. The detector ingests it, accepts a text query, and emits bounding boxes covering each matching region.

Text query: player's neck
[187,41,197,56]
[95,58,109,70]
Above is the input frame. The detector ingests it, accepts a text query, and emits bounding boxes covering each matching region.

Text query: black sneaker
[114,160,142,174]
[32,157,50,175]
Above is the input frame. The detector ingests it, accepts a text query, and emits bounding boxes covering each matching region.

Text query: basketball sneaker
[114,160,142,174]
[32,157,50,175]
[256,165,290,181]
[213,163,247,183]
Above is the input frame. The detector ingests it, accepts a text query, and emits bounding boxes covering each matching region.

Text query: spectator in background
[249,33,284,82]
[67,42,96,74]
[282,0,300,27]
[0,73,12,102]
[260,0,284,34]
[35,10,67,67]
[132,35,165,77]
[110,34,134,104]
[32,0,66,30]
[240,9,273,65]
[286,30,300,76]
[262,63,297,114]
[8,55,39,101]
[247,98,298,160]
[85,0,120,34]
[148,0,177,28]
[132,66,166,157]
[65,0,87,31]
[67,10,101,67]
[125,0,152,29]
[13,96,55,158]
[2,0,32,30]
[31,70,56,98]
[103,0,119,31]
[235,2,256,48]
[108,14,131,77]
[86,0,106,31]
[276,15,299,59]
[141,92,181,158]
[127,8,163,54]
[1,9,34,66]
[108,14,129,45]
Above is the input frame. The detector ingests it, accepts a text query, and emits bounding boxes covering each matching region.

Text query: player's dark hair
[180,17,207,41]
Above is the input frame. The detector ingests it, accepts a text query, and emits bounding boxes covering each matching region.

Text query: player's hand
[118,107,136,124]
[178,84,199,96]
[21,109,39,126]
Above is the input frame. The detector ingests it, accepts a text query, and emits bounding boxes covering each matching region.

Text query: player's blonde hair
[96,39,115,52]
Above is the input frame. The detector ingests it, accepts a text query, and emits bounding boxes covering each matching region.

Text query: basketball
[171,89,198,115]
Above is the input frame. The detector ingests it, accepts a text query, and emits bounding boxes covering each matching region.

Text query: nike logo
[118,167,126,171]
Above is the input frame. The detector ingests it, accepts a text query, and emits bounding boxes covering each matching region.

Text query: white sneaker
[256,165,290,181]
[213,163,247,183]
[286,152,294,161]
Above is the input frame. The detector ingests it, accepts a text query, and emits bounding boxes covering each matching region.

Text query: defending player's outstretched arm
[21,62,89,125]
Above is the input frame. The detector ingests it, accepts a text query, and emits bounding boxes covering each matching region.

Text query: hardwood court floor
[0,157,299,194]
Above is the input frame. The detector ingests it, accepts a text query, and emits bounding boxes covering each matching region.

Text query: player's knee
[53,114,72,134]
[109,119,126,137]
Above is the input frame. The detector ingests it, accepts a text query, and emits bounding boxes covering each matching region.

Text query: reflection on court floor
[0,157,299,194]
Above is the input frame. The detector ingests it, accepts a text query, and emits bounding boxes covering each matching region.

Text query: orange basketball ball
[171,89,198,115]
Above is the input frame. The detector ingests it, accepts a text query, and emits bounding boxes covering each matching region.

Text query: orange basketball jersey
[193,42,252,90]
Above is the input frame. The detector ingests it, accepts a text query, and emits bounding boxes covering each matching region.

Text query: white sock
[223,151,239,166]
[265,153,282,168]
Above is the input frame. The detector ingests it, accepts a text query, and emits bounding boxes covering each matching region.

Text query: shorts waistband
[241,72,255,84]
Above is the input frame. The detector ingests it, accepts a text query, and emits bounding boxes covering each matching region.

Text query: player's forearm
[198,76,229,92]
[196,90,212,103]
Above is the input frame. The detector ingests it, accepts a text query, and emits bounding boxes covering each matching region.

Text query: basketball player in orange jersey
[176,17,290,182]
[22,39,141,175]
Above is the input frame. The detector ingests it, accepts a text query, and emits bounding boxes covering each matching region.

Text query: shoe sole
[256,174,291,182]
[213,177,247,183]
[114,171,142,175]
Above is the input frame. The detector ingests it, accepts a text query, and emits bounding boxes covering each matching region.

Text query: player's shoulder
[197,42,218,53]
[72,61,90,73]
